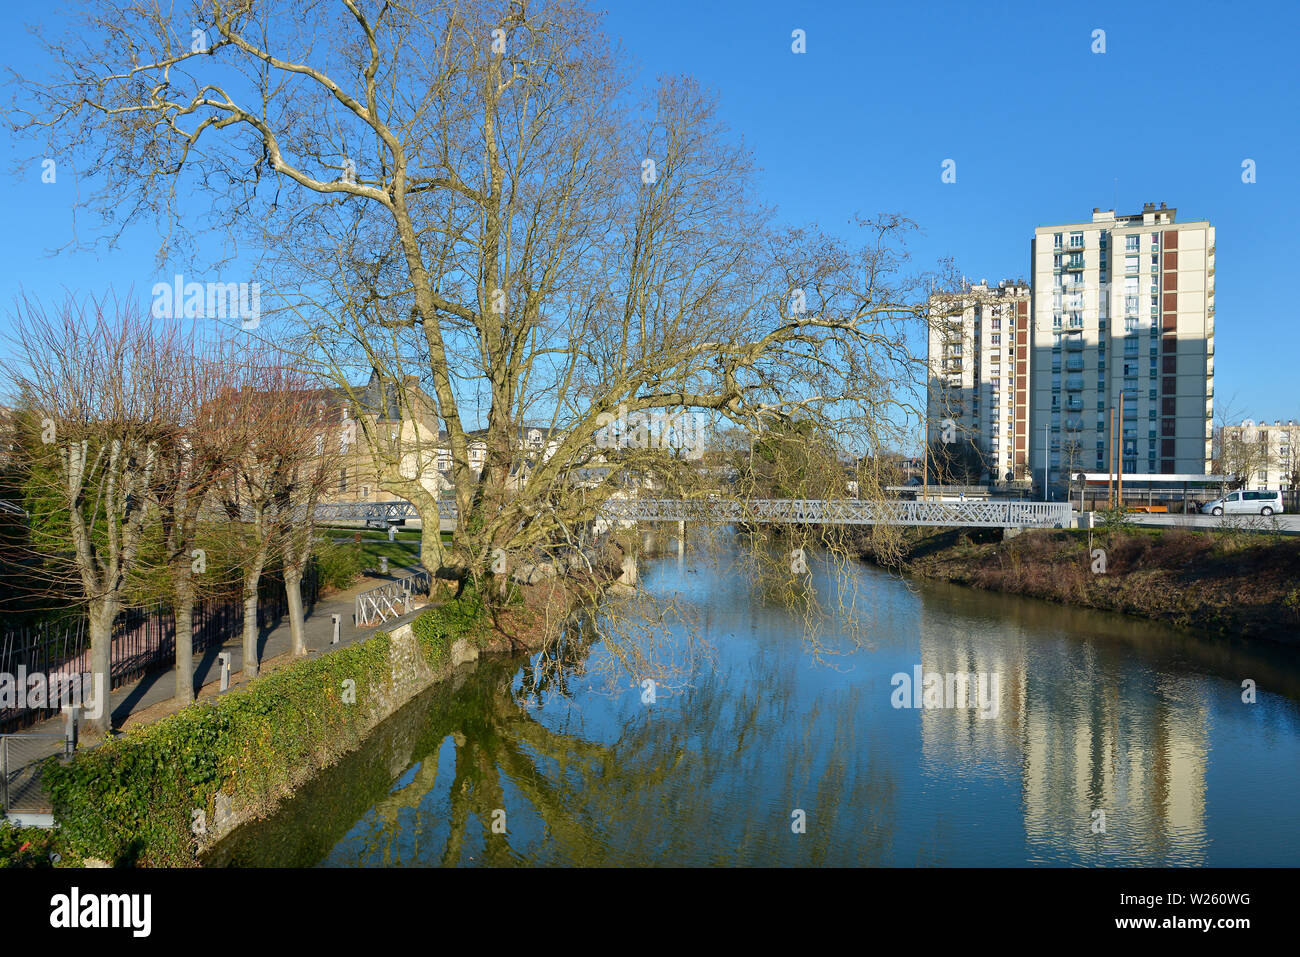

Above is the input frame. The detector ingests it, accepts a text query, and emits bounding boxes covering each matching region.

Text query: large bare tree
[14,1,941,663]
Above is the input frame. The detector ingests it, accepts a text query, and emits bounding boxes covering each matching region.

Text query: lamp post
[1043,421,1049,502]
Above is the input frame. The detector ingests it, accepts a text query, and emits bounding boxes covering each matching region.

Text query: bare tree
[277,390,343,657]
[153,338,238,703]
[209,356,325,678]
[5,296,177,732]
[14,1,942,667]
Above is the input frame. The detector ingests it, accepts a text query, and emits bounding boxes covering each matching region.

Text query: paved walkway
[3,565,436,814]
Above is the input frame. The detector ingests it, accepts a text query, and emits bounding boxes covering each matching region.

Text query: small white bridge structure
[314,498,1072,530]
[600,499,1072,528]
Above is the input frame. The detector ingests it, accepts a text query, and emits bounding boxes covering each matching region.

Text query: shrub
[1096,505,1132,534]
[313,536,363,591]
[0,820,73,868]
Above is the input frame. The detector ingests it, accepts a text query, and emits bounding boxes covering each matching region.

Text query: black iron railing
[0,563,320,733]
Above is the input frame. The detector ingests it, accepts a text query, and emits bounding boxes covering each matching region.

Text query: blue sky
[3,0,1297,423]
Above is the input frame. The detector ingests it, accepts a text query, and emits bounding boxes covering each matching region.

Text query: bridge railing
[355,570,432,628]
[598,498,1073,528]
[311,497,1073,528]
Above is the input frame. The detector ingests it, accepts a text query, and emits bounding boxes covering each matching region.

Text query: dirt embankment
[867,526,1300,646]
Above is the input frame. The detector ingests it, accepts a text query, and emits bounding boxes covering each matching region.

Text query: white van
[1200,489,1284,516]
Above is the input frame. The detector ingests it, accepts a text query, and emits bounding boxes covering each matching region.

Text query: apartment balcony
[1063,261,1085,271]
[1064,418,1084,431]
[1065,358,1084,372]
[1064,336,1084,351]
[1065,376,1085,391]
[1066,400,1085,412]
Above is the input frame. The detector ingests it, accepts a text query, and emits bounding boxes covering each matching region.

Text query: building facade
[1029,204,1214,493]
[926,280,1032,483]
[1218,420,1300,491]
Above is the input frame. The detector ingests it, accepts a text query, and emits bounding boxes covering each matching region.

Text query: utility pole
[1117,391,1126,508]
[1108,406,1116,507]
[922,426,929,503]
[1043,421,1049,501]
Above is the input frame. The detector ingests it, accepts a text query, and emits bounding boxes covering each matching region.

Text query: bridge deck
[311,499,1072,529]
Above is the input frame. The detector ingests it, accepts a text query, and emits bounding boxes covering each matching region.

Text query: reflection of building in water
[916,597,1208,863]
[916,601,1030,769]
[1020,670,1207,864]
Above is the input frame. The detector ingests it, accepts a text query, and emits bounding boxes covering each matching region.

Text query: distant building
[926,280,1032,483]
[1219,420,1300,490]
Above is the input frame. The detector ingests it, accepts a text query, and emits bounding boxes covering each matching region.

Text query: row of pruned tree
[3,295,345,731]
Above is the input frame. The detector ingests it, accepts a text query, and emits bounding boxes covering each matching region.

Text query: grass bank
[871,524,1300,646]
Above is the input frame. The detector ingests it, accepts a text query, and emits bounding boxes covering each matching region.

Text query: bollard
[218,652,232,692]
[388,524,396,542]
[331,613,341,645]
[63,705,79,756]
[380,555,389,575]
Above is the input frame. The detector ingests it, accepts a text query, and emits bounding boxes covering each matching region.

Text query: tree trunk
[86,600,116,733]
[285,567,307,656]
[242,571,261,679]
[174,579,196,704]
[419,503,448,573]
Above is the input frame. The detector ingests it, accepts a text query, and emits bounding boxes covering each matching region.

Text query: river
[205,538,1300,867]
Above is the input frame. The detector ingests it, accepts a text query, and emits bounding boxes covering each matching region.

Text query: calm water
[207,540,1300,867]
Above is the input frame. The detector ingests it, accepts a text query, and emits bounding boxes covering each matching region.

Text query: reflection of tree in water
[335,612,899,867]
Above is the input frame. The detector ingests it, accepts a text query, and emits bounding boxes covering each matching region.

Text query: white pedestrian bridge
[313,498,1074,529]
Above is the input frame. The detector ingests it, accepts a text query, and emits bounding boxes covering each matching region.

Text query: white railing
[355,570,432,627]
[315,498,1072,529]
[599,499,1073,528]
[314,500,424,523]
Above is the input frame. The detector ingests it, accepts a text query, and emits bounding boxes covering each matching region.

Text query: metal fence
[1,733,70,814]
[355,570,431,627]
[0,564,320,733]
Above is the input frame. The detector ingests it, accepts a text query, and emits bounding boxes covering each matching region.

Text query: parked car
[1200,489,1284,517]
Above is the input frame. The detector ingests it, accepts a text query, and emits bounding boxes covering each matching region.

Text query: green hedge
[41,598,480,866]
[313,536,364,591]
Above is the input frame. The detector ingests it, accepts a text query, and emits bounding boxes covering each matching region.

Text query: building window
[339,469,348,492]
[1053,233,1063,249]
[1125,235,1139,251]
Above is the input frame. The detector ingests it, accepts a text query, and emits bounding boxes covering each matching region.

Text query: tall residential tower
[1029,204,1214,492]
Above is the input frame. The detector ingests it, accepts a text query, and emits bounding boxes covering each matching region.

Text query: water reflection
[206,541,1300,867]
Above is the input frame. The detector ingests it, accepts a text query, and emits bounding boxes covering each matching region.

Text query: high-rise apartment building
[926,280,1032,483]
[1029,204,1215,492]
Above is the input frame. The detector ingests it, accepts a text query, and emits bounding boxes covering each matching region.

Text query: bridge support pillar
[678,520,685,559]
